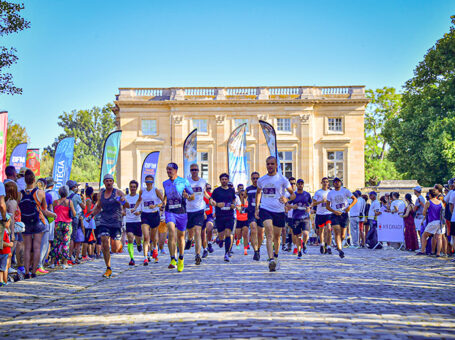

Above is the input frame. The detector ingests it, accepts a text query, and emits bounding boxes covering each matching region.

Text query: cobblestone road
[1,245,455,339]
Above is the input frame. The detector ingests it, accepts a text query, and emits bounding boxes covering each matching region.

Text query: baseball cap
[369,191,377,196]
[413,186,422,192]
[45,177,55,188]
[103,174,114,181]
[19,167,29,176]
[333,177,342,183]
[66,180,79,189]
[297,179,304,184]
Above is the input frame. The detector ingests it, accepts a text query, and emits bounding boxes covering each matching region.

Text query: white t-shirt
[257,173,291,213]
[313,189,331,215]
[186,177,207,213]
[368,199,380,219]
[450,193,455,222]
[17,177,26,191]
[125,194,141,223]
[327,187,352,213]
[390,199,406,214]
[141,187,161,213]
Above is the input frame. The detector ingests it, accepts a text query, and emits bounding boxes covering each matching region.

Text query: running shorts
[126,222,142,237]
[292,218,311,235]
[141,212,160,229]
[187,210,205,229]
[236,220,248,229]
[165,212,188,232]
[259,208,286,228]
[331,212,349,228]
[97,225,122,241]
[315,214,331,229]
[216,216,235,233]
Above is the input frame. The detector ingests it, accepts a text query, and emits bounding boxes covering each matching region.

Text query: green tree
[45,104,117,182]
[384,16,455,186]
[364,87,402,186]
[6,119,29,163]
[0,1,30,95]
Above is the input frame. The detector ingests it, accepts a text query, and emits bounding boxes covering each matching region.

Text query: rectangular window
[198,152,209,181]
[278,151,293,178]
[328,118,343,132]
[234,118,250,133]
[277,118,291,132]
[193,119,208,133]
[142,119,157,136]
[327,151,344,184]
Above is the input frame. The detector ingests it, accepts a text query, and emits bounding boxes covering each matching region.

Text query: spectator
[361,194,369,247]
[0,215,12,286]
[4,165,18,185]
[401,193,419,251]
[413,186,426,242]
[390,192,406,215]
[16,167,27,192]
[36,178,50,275]
[5,182,23,274]
[417,189,444,257]
[66,180,86,264]
[348,191,364,248]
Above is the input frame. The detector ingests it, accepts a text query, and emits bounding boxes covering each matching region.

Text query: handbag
[14,221,25,233]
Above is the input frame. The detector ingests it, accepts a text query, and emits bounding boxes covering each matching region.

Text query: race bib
[129,203,136,209]
[144,201,154,207]
[263,188,276,198]
[336,203,345,210]
[221,202,231,211]
[193,187,203,196]
[168,199,182,210]
[321,202,326,207]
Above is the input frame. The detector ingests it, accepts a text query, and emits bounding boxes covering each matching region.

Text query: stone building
[113,86,368,192]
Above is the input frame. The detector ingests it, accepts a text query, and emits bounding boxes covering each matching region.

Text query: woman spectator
[19,170,56,279]
[417,189,444,257]
[49,186,76,269]
[5,181,23,273]
[401,194,419,251]
[361,194,369,247]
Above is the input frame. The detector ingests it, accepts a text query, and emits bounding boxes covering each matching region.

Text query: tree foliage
[0,1,30,95]
[6,119,28,163]
[384,16,455,186]
[364,87,402,186]
[45,104,117,183]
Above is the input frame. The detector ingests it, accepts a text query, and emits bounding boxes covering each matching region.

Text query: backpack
[19,188,41,225]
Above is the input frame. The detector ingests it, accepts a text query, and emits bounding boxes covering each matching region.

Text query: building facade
[114,86,368,192]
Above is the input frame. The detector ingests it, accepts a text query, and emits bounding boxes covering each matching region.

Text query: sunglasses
[290,182,296,185]
[190,169,198,172]
[206,187,212,190]
[252,177,259,180]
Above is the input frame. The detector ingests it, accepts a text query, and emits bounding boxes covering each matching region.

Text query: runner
[255,156,295,271]
[124,180,142,266]
[312,177,333,255]
[287,179,312,259]
[162,163,194,272]
[326,177,357,258]
[134,175,163,266]
[235,189,249,255]
[186,164,210,265]
[202,183,214,257]
[209,173,236,262]
[246,172,263,261]
[88,174,129,278]
[285,177,296,252]
[157,208,167,255]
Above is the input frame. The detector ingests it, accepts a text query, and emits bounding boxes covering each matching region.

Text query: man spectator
[4,166,18,185]
[349,190,365,248]
[17,167,28,192]
[413,186,426,241]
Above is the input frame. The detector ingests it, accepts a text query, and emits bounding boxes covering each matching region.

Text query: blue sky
[1,0,454,149]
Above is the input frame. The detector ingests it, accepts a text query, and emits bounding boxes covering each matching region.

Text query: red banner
[0,112,8,181]
[26,149,41,176]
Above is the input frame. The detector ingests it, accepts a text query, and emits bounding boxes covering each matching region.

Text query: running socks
[179,255,184,260]
[127,243,134,259]
[274,253,278,258]
[224,237,231,255]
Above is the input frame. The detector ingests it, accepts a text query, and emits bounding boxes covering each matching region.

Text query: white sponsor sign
[377,212,404,242]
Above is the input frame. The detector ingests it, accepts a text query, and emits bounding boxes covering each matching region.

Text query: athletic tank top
[99,189,122,228]
[141,188,161,213]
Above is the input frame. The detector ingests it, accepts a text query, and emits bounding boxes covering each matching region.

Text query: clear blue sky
[1,0,454,150]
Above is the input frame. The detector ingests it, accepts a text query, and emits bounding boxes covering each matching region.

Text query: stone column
[215,115,226,180]
[172,115,184,168]
[298,113,313,191]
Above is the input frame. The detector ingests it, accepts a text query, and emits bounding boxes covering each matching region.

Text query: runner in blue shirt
[162,163,194,272]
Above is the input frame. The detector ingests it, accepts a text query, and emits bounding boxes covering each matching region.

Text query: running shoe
[152,248,158,259]
[160,248,166,255]
[137,244,143,252]
[24,273,31,280]
[338,250,345,259]
[268,258,277,272]
[244,247,248,255]
[293,248,298,255]
[147,256,151,263]
[195,254,202,265]
[207,243,214,253]
[143,259,149,266]
[320,244,326,254]
[228,251,233,257]
[253,251,260,261]
[177,258,184,272]
[297,251,302,259]
[236,239,240,246]
[303,248,308,255]
[224,254,230,262]
[36,268,48,275]
[185,240,192,250]
[168,259,177,269]
[202,249,208,258]
[62,264,69,270]
[103,268,113,278]
[327,247,332,255]
[129,259,135,266]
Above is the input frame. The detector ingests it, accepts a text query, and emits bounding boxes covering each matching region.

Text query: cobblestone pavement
[1,244,455,339]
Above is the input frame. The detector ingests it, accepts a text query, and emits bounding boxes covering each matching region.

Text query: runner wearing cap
[162,163,194,272]
[287,179,312,259]
[313,177,333,255]
[134,175,164,266]
[202,183,214,257]
[88,174,129,278]
[326,177,357,258]
[255,156,295,272]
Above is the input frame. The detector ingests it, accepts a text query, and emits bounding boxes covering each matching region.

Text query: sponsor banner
[228,123,248,189]
[9,142,27,173]
[141,151,160,189]
[0,112,7,181]
[99,130,122,187]
[26,149,41,176]
[377,212,405,243]
[183,129,197,179]
[52,137,75,190]
[259,120,282,173]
